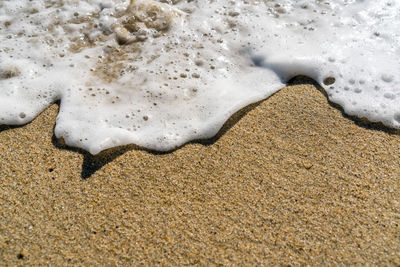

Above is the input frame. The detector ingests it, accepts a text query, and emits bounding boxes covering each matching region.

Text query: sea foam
[0,0,399,154]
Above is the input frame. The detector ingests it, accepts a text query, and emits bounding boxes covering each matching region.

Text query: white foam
[0,0,399,154]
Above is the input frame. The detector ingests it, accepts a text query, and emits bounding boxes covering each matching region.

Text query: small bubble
[384,93,396,100]
[19,112,26,119]
[143,116,149,121]
[323,77,335,86]
[381,74,394,83]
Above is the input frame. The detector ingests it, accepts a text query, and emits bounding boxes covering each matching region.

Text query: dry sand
[0,78,399,265]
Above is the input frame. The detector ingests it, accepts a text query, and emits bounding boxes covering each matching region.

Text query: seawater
[0,0,399,154]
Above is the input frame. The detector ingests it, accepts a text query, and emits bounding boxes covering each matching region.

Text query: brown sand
[0,78,399,265]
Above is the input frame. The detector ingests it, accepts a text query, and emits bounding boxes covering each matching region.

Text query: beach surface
[1,78,399,265]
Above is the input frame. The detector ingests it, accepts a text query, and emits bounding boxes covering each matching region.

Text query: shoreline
[1,80,399,265]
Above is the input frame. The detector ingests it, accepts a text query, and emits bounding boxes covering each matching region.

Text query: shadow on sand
[50,96,263,179]
[289,76,400,135]
[0,124,22,133]
[2,76,398,179]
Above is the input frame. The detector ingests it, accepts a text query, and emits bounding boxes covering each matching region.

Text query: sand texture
[0,78,399,265]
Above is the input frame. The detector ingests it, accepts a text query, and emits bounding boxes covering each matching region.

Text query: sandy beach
[0,77,399,265]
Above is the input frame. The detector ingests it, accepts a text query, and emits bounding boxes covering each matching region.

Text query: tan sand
[0,78,399,265]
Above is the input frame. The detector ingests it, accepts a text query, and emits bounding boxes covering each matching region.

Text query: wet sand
[0,78,399,265]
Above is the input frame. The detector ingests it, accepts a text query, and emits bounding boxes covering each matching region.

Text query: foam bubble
[0,0,399,154]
